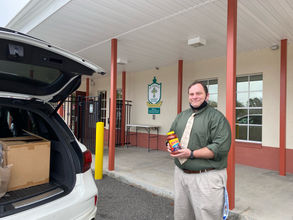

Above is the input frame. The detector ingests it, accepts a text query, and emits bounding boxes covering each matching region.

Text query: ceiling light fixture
[117,58,128,65]
[271,44,279,50]
[188,36,206,47]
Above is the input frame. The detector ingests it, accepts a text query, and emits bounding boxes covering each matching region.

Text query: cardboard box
[0,133,50,191]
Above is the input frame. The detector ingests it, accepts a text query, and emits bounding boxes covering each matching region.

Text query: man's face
[188,84,209,108]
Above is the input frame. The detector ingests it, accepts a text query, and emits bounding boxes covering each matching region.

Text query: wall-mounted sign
[148,107,160,114]
[147,76,162,114]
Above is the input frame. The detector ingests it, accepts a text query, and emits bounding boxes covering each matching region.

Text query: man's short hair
[188,81,209,95]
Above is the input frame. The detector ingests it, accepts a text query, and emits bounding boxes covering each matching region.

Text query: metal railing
[60,94,132,153]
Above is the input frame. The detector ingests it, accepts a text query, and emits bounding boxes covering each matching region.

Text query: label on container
[169,138,180,152]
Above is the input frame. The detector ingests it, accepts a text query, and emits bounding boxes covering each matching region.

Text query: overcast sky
[0,0,30,27]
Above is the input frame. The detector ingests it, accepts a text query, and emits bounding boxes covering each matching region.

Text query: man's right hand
[166,143,172,153]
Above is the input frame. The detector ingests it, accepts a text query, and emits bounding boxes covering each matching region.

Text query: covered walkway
[92,147,293,220]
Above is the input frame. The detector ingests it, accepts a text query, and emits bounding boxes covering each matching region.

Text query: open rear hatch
[0,27,104,103]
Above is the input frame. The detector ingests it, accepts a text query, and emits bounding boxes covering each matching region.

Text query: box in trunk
[0,133,50,191]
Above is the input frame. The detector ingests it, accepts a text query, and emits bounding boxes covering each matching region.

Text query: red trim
[236,143,279,171]
[226,0,237,210]
[109,39,117,171]
[104,130,293,174]
[177,60,183,114]
[236,141,262,149]
[104,129,109,145]
[280,39,287,176]
[235,142,293,174]
[75,91,86,96]
[126,132,168,151]
[121,71,126,145]
[287,150,293,173]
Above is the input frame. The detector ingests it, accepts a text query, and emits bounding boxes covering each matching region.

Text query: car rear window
[0,106,57,140]
[0,60,61,85]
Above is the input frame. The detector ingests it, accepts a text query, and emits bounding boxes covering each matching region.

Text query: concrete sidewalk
[92,146,293,220]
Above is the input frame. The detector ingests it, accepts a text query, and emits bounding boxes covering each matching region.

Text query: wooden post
[108,39,117,171]
[279,39,287,176]
[177,60,183,114]
[226,0,237,210]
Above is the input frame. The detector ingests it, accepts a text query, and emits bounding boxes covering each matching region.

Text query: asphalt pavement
[95,175,174,220]
[92,147,293,220]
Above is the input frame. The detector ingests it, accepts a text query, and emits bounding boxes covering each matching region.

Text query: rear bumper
[75,205,97,220]
[3,170,98,220]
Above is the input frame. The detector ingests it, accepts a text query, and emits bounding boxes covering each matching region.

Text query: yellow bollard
[95,122,104,180]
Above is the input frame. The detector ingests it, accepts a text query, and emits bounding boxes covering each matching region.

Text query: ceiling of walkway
[6,0,293,75]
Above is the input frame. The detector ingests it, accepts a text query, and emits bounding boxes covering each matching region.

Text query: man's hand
[170,148,191,159]
[169,147,215,159]
[166,143,172,153]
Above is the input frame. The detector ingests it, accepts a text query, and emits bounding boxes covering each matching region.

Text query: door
[75,91,86,141]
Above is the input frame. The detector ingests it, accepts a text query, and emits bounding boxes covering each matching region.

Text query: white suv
[0,28,102,219]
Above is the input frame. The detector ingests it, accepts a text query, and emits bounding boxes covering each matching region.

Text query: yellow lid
[167,131,175,135]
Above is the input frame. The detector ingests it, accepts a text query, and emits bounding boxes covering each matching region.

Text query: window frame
[97,90,107,127]
[198,78,218,108]
[236,73,263,143]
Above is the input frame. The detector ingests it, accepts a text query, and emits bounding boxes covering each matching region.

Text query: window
[98,91,107,126]
[199,79,218,108]
[0,60,61,85]
[0,106,56,140]
[236,74,263,142]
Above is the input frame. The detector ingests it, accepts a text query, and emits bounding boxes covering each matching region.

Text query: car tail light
[82,150,92,172]
[94,195,98,206]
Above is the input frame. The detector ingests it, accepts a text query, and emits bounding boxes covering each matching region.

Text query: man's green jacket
[170,104,231,171]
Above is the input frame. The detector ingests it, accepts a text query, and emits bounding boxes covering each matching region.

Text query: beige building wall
[82,44,293,149]
[126,65,178,134]
[79,76,87,92]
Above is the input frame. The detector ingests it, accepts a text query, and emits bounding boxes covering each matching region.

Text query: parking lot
[95,175,174,220]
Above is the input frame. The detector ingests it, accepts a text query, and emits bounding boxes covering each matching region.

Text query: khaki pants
[174,166,227,220]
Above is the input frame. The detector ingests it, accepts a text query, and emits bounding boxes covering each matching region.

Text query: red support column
[86,78,90,97]
[177,60,183,114]
[226,0,237,210]
[121,71,126,145]
[280,39,287,176]
[109,39,117,171]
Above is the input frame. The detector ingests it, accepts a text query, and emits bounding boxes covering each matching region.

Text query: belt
[182,168,215,174]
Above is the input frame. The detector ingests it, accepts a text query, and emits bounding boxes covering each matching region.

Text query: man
[168,81,231,220]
